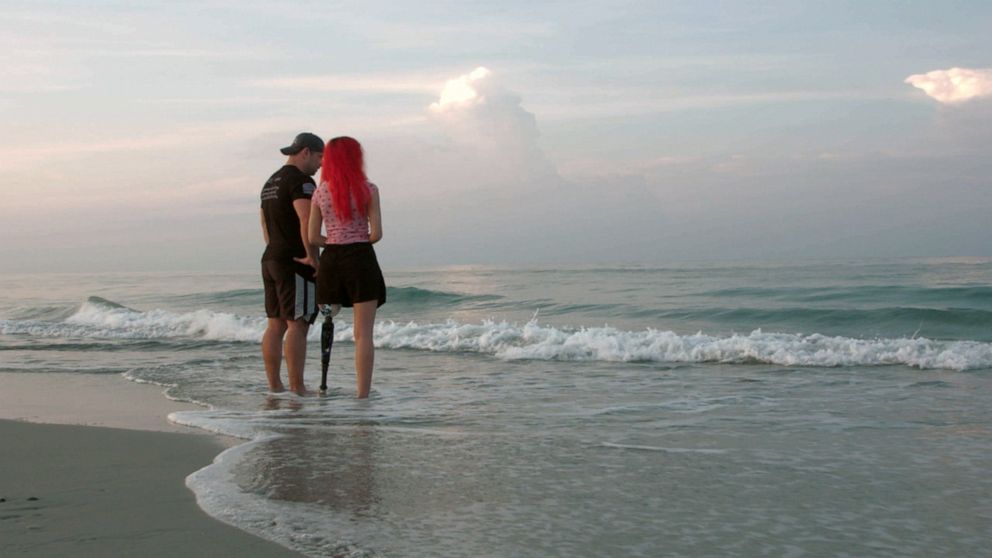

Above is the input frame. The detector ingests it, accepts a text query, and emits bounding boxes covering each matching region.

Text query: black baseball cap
[280,132,325,155]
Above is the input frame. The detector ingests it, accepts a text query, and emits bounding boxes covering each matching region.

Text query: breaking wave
[1,296,265,342]
[365,319,992,371]
[3,297,990,371]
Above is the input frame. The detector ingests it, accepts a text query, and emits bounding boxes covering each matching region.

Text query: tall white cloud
[365,67,671,265]
[431,67,493,110]
[905,67,992,104]
[427,66,553,182]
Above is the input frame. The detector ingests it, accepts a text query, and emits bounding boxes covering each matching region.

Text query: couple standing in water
[259,132,385,399]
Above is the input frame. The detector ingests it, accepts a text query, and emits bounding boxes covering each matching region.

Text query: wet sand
[0,373,303,557]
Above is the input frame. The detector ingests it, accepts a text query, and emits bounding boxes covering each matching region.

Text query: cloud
[0,41,91,93]
[426,67,552,182]
[905,67,992,104]
[343,19,555,50]
[366,67,671,265]
[528,90,898,121]
[0,8,133,35]
[430,67,494,111]
[0,116,307,169]
[248,73,442,94]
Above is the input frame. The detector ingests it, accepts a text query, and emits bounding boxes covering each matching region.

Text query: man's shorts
[262,259,318,324]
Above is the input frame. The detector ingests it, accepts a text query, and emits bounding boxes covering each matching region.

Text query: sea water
[1,258,991,557]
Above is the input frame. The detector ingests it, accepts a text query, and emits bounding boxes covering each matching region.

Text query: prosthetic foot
[318,304,341,395]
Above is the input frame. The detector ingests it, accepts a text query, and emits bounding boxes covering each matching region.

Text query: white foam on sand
[185,435,378,558]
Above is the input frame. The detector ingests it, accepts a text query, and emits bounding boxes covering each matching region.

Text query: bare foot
[290,386,313,397]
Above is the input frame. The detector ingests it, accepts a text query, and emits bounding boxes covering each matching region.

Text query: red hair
[320,136,370,222]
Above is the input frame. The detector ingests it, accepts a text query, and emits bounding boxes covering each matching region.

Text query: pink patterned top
[312,181,378,245]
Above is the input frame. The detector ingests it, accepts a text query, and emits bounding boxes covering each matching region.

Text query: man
[260,132,324,394]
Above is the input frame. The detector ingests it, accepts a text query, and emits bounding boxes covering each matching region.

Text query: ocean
[2,258,991,557]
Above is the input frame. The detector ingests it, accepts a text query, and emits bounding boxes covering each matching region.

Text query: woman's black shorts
[316,242,386,308]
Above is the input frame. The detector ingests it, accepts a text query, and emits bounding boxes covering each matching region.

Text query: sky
[1,0,990,272]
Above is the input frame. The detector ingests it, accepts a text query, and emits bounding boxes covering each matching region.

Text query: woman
[308,137,385,398]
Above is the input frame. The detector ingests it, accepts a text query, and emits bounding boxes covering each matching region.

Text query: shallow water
[2,258,991,556]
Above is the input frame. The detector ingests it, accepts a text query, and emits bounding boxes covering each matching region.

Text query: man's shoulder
[278,166,314,185]
[282,167,315,198]
[262,166,291,189]
[263,166,315,201]
[274,165,300,180]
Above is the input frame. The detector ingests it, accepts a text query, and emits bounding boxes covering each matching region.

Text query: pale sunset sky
[1,1,990,272]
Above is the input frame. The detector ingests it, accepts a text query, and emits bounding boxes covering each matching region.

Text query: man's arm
[260,208,269,245]
[293,199,318,269]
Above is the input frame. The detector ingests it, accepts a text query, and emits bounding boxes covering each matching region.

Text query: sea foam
[3,298,991,371]
[1,298,265,342]
[365,319,992,371]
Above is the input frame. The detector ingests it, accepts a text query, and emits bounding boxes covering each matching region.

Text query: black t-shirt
[260,165,315,261]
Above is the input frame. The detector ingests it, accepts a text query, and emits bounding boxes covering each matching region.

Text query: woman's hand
[294,256,319,278]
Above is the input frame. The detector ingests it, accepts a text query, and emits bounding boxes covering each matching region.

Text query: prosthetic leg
[318,304,341,395]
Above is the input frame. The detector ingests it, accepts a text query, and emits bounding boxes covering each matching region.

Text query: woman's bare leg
[352,300,377,398]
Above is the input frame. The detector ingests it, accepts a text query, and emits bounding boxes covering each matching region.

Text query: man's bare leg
[284,320,310,395]
[262,318,288,392]
[353,300,377,399]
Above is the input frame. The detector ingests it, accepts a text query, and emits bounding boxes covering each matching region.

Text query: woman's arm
[368,187,382,244]
[308,199,327,248]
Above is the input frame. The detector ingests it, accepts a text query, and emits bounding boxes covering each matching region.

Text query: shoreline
[0,371,216,435]
[0,372,304,557]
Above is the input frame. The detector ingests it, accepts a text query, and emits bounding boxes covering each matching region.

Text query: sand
[0,373,304,557]
[0,372,208,434]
